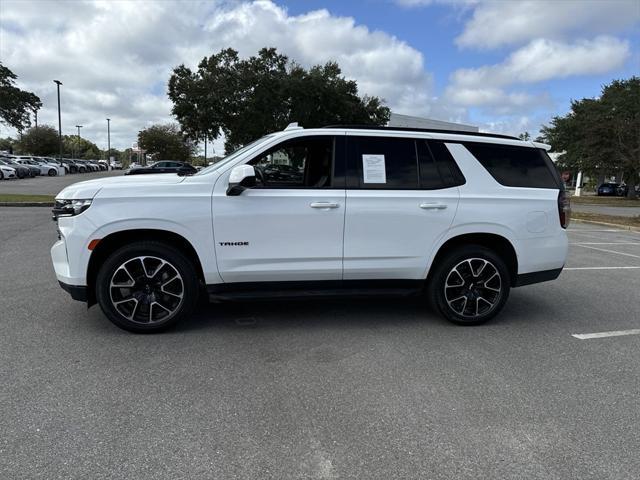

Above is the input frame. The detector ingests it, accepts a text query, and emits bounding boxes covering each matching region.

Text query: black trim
[322,125,519,140]
[514,268,563,287]
[58,281,88,302]
[207,279,424,301]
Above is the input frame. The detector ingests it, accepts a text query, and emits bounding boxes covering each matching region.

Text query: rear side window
[464,143,560,189]
[349,136,419,189]
[418,141,466,189]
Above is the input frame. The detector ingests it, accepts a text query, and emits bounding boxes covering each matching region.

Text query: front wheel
[96,241,200,333]
[48,168,57,176]
[427,245,510,325]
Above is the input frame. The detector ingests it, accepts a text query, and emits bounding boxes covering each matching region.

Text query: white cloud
[451,36,630,88]
[456,0,640,49]
[0,0,444,152]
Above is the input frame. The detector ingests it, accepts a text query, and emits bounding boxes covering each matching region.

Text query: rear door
[343,135,461,279]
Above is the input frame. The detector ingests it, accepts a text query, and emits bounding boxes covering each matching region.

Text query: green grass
[0,194,55,203]
[570,195,640,207]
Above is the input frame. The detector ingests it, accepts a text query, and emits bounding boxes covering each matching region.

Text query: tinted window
[417,140,466,189]
[464,143,559,189]
[349,137,419,189]
[250,136,334,188]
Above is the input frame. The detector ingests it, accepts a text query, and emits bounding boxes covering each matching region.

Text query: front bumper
[59,281,87,301]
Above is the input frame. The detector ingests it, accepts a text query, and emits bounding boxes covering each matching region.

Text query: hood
[56,173,186,200]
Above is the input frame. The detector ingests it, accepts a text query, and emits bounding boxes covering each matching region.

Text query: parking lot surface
[572,203,640,218]
[1,208,639,479]
[0,169,123,195]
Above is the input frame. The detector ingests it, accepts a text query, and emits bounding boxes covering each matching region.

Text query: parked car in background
[597,183,626,196]
[14,157,58,176]
[0,163,17,179]
[0,159,30,178]
[98,160,109,171]
[124,161,197,176]
[110,160,122,169]
[86,160,101,172]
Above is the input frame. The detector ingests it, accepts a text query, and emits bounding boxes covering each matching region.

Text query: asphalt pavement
[572,203,640,218]
[1,208,639,479]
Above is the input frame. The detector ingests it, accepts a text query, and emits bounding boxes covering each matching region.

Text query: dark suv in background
[125,161,197,176]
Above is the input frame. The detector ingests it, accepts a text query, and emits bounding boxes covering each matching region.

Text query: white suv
[51,125,569,332]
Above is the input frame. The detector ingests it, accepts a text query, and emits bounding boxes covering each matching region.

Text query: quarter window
[464,143,559,189]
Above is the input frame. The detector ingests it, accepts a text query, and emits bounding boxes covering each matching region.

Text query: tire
[427,245,511,326]
[96,241,200,333]
[79,167,86,173]
[48,168,57,176]
[0,170,3,180]
[17,169,25,179]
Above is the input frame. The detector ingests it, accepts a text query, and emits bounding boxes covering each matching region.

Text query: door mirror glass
[227,164,256,196]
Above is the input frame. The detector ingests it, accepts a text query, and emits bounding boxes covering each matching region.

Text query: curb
[572,218,640,232]
[0,202,53,207]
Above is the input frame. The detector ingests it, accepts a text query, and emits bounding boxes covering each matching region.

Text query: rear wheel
[48,168,57,176]
[427,245,510,325]
[0,170,4,180]
[96,241,199,333]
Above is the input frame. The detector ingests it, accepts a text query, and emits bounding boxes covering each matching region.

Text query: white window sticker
[362,154,386,183]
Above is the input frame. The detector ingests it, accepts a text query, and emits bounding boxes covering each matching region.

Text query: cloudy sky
[1,0,638,154]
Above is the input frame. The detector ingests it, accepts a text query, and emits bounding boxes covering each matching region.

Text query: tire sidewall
[96,242,199,333]
[428,245,511,325]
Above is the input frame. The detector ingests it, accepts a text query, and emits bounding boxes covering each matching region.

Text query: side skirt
[206,279,425,302]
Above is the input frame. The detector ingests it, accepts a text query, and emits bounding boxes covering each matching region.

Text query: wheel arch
[86,229,206,306]
[427,232,519,287]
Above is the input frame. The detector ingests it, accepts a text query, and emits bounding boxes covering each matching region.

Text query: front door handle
[419,202,447,210]
[310,202,339,209]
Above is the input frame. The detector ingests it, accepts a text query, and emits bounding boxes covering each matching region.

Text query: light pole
[76,125,83,138]
[53,80,63,161]
[34,108,38,128]
[106,118,111,168]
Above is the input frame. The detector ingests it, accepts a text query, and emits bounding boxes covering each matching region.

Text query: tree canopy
[540,77,639,197]
[0,63,41,131]
[15,125,59,156]
[138,123,194,161]
[168,48,391,151]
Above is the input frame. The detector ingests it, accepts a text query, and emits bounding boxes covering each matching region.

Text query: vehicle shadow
[177,295,443,333]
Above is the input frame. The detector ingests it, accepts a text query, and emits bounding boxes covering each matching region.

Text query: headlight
[52,198,92,220]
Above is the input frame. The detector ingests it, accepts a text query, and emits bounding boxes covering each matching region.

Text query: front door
[212,135,345,283]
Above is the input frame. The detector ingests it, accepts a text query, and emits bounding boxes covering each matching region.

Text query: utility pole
[53,80,63,161]
[106,118,111,169]
[34,108,38,128]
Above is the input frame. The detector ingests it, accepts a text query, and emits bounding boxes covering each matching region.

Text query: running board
[206,279,424,302]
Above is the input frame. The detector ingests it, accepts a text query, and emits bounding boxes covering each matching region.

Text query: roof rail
[321,124,520,140]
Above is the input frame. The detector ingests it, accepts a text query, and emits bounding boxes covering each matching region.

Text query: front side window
[249,136,334,188]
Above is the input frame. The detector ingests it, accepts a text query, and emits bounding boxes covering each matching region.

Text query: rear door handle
[419,202,447,210]
[310,202,339,209]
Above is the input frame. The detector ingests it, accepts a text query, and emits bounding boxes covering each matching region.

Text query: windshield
[194,134,275,176]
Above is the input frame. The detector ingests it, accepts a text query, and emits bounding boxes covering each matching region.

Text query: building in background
[388,113,478,133]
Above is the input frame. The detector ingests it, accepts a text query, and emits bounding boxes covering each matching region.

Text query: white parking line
[563,266,640,270]
[572,329,640,340]
[570,242,640,245]
[573,244,640,259]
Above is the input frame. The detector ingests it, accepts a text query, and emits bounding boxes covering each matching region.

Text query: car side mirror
[227,165,256,196]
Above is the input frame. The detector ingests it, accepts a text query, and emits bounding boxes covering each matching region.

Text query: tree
[540,77,639,198]
[15,125,58,156]
[63,135,101,159]
[0,63,41,131]
[518,132,531,141]
[0,137,15,153]
[168,48,390,151]
[138,123,194,161]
